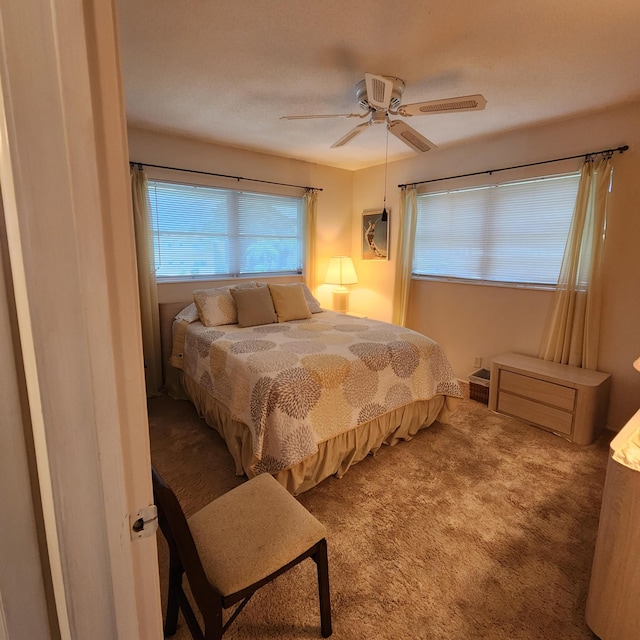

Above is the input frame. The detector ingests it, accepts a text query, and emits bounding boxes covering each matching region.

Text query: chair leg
[314,539,332,638]
[164,558,183,637]
[201,596,224,640]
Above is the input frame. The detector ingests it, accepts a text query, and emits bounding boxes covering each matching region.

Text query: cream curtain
[538,156,612,369]
[131,166,163,395]
[303,188,318,294]
[392,185,418,326]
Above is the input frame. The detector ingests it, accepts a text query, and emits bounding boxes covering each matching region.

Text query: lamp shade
[634,357,640,372]
[325,256,358,286]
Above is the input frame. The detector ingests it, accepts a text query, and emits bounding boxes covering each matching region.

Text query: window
[412,172,581,287]
[147,180,304,280]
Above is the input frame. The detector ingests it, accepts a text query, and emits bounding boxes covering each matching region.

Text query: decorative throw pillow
[253,281,322,313]
[193,282,257,327]
[301,283,323,313]
[230,286,278,327]
[268,283,312,322]
[174,302,200,324]
[193,287,236,327]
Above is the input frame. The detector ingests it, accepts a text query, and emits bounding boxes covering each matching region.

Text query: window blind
[148,180,303,280]
[412,172,581,286]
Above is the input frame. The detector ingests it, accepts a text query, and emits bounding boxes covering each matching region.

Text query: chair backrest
[151,467,218,610]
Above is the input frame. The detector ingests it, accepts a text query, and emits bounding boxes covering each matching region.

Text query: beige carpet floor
[148,385,608,640]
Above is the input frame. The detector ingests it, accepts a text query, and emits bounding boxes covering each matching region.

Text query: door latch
[129,505,158,540]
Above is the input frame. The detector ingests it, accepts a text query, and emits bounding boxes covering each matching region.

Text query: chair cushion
[188,473,326,597]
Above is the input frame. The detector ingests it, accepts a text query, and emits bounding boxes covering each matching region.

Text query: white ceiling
[117,0,640,171]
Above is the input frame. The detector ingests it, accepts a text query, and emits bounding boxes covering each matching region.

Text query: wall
[129,101,640,430]
[351,100,640,430]
[127,127,353,310]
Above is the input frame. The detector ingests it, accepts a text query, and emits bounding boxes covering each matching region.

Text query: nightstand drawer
[499,370,576,411]
[497,392,573,436]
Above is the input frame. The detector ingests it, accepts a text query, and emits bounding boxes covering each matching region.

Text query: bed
[160,283,462,494]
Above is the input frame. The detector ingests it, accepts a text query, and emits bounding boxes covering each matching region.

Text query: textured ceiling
[117,0,640,170]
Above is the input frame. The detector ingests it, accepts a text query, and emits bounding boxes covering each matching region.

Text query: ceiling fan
[281,73,486,153]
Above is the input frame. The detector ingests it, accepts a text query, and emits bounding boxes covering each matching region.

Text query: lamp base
[332,288,349,313]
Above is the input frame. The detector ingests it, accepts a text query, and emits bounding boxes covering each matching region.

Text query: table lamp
[325,256,358,313]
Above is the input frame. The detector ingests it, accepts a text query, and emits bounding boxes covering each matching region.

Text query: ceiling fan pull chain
[381,126,389,221]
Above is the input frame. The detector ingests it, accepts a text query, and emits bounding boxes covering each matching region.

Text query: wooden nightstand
[489,353,610,445]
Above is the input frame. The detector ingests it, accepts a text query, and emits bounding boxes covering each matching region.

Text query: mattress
[172,309,462,493]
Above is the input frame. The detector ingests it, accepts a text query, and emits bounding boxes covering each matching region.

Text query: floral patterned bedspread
[178,311,461,473]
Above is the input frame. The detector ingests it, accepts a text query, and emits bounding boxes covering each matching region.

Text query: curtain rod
[130,161,323,192]
[398,145,629,189]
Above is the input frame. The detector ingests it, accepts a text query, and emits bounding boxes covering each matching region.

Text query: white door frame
[0,0,163,637]
[0,193,54,640]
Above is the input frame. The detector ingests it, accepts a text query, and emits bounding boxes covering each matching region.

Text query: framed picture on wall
[362,209,389,260]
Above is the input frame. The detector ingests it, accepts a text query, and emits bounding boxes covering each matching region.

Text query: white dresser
[488,353,610,445]
[586,409,640,639]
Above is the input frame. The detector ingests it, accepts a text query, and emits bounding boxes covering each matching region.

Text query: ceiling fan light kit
[282,72,486,154]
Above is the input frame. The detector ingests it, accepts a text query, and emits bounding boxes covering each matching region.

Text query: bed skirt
[182,372,460,494]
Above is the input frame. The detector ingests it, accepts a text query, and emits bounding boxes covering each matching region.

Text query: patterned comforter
[177,311,462,474]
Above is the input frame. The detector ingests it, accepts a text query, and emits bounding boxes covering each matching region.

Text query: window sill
[411,275,557,292]
[156,272,303,285]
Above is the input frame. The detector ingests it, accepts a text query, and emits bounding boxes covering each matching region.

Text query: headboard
[159,301,190,388]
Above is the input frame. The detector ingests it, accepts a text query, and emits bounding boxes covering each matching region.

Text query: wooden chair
[152,467,332,639]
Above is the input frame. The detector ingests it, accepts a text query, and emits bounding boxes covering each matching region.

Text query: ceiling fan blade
[280,113,365,120]
[330,121,371,148]
[387,120,436,153]
[398,94,487,117]
[364,73,394,111]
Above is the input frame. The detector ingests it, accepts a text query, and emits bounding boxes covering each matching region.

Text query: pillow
[253,281,322,313]
[193,287,236,327]
[268,283,312,322]
[174,302,200,324]
[193,282,257,327]
[230,286,278,327]
[301,283,322,313]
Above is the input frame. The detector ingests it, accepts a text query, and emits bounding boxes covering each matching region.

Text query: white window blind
[148,180,303,280]
[412,172,581,286]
